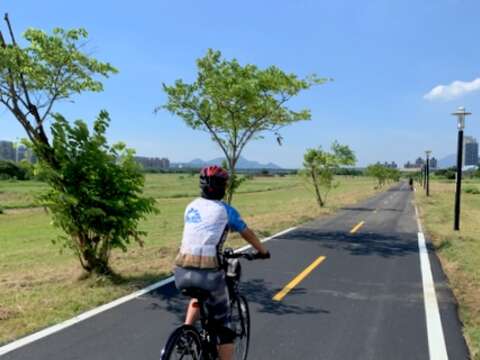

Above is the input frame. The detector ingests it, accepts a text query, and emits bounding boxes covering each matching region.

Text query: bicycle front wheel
[231,295,250,360]
[160,325,203,360]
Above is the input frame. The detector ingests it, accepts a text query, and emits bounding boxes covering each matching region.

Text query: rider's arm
[224,203,269,256]
[239,227,269,255]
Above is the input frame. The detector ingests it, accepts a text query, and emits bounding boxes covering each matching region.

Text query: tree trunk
[76,234,112,275]
[311,172,325,208]
[226,157,236,205]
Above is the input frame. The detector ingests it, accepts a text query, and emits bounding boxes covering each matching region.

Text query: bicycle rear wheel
[160,325,203,360]
[231,295,250,360]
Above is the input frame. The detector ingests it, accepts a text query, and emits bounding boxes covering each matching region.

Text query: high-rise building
[134,156,170,170]
[429,157,438,169]
[415,157,425,167]
[464,136,479,166]
[382,161,398,169]
[0,141,15,161]
[0,141,37,163]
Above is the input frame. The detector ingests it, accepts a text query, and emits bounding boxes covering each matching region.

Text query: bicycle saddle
[181,287,210,300]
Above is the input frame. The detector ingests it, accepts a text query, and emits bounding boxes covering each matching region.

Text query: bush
[0,160,28,180]
[464,186,480,195]
[39,111,157,274]
[435,168,456,180]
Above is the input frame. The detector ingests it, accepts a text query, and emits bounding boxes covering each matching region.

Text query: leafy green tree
[365,164,400,188]
[0,17,155,274]
[387,168,401,182]
[365,164,387,188]
[39,111,156,274]
[302,142,356,208]
[161,49,326,203]
[0,15,117,169]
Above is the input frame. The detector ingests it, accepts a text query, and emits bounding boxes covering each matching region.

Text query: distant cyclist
[409,177,414,191]
[174,165,270,360]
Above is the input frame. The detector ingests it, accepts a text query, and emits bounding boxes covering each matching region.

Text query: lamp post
[451,106,471,231]
[425,150,431,197]
[423,164,427,189]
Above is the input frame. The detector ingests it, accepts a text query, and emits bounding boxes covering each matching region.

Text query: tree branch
[4,13,42,125]
[194,109,229,158]
[236,94,291,149]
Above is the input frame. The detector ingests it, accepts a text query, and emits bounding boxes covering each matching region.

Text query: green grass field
[0,174,378,344]
[416,179,480,359]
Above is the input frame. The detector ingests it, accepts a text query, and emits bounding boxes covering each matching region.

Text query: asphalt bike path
[1,183,469,359]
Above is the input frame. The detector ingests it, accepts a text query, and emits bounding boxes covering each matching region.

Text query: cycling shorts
[174,266,233,341]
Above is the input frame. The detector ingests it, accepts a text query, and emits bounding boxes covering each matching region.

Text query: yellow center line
[272,256,326,302]
[350,221,365,234]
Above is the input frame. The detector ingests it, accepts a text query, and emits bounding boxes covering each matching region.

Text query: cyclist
[409,177,414,191]
[174,165,270,360]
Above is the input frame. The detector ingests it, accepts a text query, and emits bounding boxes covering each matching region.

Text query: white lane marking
[414,205,423,233]
[235,226,297,252]
[415,206,448,360]
[0,227,296,356]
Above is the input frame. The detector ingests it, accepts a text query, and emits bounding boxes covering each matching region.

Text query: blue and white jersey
[175,197,247,269]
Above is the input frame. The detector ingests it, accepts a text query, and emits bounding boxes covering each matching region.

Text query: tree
[302,142,356,208]
[0,16,155,274]
[0,15,117,169]
[365,164,400,188]
[365,164,387,188]
[161,49,327,203]
[38,112,156,274]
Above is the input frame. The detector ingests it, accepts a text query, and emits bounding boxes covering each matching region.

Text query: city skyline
[4,137,476,170]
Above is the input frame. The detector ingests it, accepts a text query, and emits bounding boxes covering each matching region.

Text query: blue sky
[1,0,480,167]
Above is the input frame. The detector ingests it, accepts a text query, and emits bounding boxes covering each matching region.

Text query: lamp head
[451,106,471,130]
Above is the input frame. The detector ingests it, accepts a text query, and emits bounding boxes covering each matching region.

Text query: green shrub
[39,111,157,274]
[0,160,28,180]
[464,186,480,195]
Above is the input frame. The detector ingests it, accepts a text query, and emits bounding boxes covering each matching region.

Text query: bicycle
[160,248,264,360]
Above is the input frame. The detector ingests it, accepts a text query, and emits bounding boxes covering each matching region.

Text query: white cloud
[424,78,480,101]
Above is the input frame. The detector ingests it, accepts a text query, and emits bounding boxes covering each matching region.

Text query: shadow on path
[145,278,328,323]
[340,207,402,213]
[277,229,419,259]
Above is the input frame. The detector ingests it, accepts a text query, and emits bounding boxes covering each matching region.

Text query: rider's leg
[218,343,234,360]
[185,298,200,325]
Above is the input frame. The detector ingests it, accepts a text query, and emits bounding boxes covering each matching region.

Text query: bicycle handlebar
[223,248,270,260]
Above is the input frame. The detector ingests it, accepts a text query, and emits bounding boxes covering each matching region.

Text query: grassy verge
[0,175,377,344]
[0,180,48,209]
[416,179,480,359]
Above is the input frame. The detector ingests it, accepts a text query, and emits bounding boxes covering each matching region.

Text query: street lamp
[425,150,431,196]
[451,106,471,231]
[423,163,427,189]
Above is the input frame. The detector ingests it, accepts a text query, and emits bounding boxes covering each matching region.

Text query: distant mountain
[438,154,456,169]
[183,156,282,169]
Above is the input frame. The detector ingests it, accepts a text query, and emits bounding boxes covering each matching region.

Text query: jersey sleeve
[223,203,247,232]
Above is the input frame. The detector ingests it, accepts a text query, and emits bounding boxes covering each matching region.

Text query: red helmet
[200,166,229,199]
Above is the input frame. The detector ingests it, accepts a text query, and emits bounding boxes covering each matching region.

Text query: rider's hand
[257,250,271,259]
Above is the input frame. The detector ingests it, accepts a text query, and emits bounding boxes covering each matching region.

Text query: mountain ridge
[175,156,282,169]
